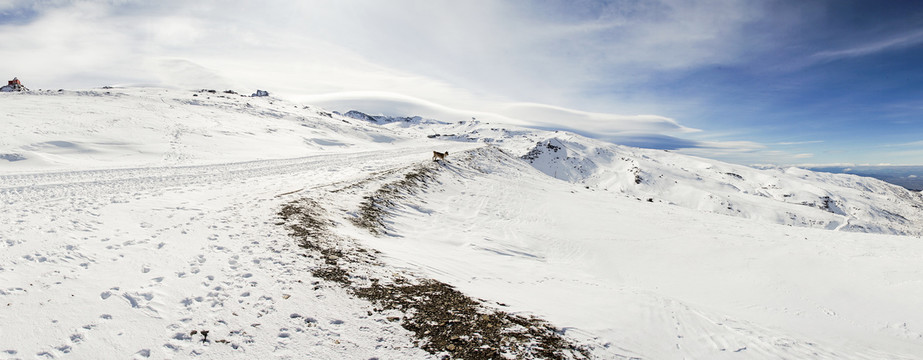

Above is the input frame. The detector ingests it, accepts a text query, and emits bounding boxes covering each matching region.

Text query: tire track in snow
[0,144,480,205]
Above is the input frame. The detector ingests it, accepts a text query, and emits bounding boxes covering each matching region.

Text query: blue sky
[2,0,922,166]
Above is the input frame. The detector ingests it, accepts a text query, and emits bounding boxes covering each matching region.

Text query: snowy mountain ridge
[337,109,447,126]
[516,136,923,236]
[341,109,923,236]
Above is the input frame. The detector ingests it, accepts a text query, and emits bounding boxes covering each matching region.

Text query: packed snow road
[0,144,475,203]
[0,142,478,359]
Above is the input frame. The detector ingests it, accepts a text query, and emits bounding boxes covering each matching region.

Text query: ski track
[0,144,477,359]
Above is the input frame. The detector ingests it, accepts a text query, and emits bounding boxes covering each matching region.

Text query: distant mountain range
[806,166,923,191]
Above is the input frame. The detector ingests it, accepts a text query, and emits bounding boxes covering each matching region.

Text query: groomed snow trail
[0,143,477,359]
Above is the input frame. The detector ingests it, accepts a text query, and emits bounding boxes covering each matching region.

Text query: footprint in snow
[134,349,151,358]
[70,333,85,344]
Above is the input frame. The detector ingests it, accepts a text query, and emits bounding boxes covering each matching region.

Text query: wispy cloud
[884,148,923,162]
[882,140,923,148]
[679,143,825,165]
[302,91,769,154]
[811,28,923,61]
[498,102,700,135]
[776,140,823,146]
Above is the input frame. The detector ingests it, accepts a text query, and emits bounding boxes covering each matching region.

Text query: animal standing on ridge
[433,151,448,162]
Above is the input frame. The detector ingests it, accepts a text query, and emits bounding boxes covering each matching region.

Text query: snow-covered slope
[517,135,923,236]
[349,114,923,236]
[0,89,479,359]
[0,88,409,172]
[2,88,923,359]
[366,146,923,359]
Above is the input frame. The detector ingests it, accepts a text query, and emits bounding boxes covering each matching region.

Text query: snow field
[0,90,480,358]
[3,87,923,359]
[0,153,460,359]
[362,146,923,359]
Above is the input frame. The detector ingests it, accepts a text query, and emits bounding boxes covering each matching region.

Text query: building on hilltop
[1,77,28,92]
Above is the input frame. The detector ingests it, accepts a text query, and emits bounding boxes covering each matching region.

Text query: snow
[515,135,923,236]
[2,88,923,359]
[368,147,923,358]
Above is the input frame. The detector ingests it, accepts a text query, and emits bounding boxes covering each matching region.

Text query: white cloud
[300,91,784,158]
[677,142,827,165]
[776,140,823,146]
[884,148,923,163]
[299,91,504,124]
[498,103,699,136]
[302,92,697,138]
[812,28,923,61]
[890,140,923,147]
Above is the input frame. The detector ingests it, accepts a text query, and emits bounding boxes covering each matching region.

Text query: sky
[2,0,923,166]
